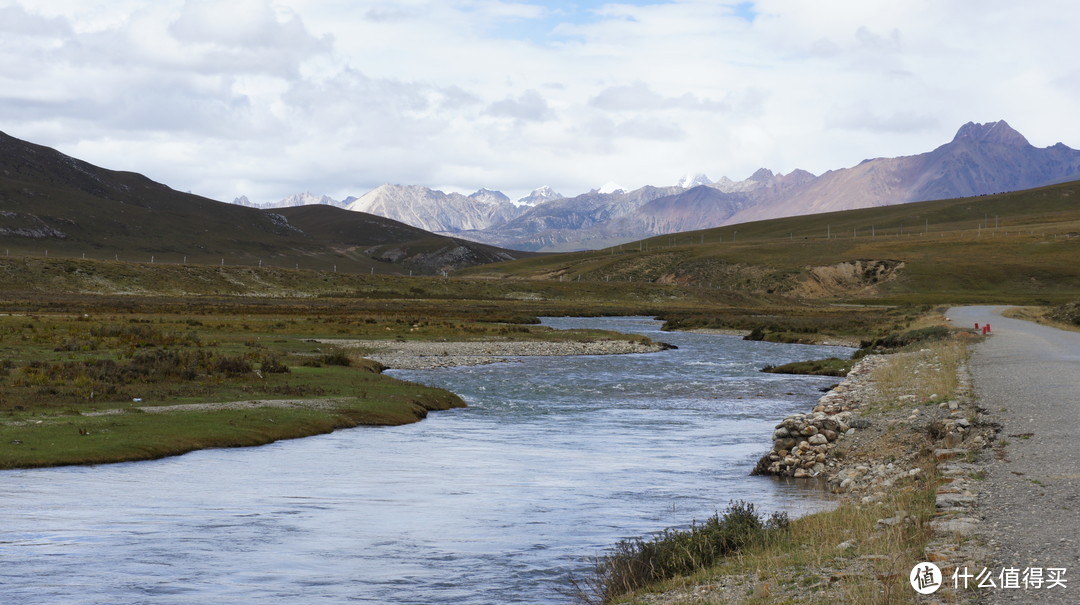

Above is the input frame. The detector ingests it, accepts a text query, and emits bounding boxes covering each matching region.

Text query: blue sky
[494,1,757,44]
[2,0,1078,204]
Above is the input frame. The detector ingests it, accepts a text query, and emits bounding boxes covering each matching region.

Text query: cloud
[3,0,1080,204]
[487,90,553,121]
[825,104,939,135]
[589,82,728,112]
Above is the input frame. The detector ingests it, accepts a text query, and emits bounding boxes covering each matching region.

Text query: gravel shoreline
[314,338,672,369]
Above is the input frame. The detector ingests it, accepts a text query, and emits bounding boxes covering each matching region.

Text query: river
[1,317,852,604]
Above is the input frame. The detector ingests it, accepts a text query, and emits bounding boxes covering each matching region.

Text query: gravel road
[948,306,1078,603]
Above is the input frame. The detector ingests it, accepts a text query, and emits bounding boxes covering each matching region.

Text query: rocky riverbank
[636,344,1002,604]
[315,338,673,370]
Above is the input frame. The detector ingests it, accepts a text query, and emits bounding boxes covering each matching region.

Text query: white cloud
[1,0,1079,203]
[488,90,554,121]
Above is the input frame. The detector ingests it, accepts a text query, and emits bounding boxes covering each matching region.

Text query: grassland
[462,181,1080,306]
[0,290,680,469]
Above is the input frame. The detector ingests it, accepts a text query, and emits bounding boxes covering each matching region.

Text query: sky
[3,0,1080,204]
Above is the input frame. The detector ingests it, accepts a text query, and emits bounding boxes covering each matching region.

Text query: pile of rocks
[752,410,855,477]
[827,462,924,500]
[811,355,888,414]
[752,355,885,478]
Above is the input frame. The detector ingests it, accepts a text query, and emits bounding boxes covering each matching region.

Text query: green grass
[0,300,687,468]
[762,357,856,377]
[0,392,463,469]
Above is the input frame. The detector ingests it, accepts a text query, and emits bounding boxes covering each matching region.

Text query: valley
[2,125,1078,604]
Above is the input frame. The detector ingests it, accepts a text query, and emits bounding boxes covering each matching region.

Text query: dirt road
[947,306,1079,603]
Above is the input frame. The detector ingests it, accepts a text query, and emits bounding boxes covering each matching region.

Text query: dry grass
[1003,305,1080,333]
[866,339,966,412]
[615,459,938,604]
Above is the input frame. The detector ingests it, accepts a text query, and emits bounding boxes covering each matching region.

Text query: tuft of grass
[610,458,938,604]
[763,357,856,377]
[571,502,790,604]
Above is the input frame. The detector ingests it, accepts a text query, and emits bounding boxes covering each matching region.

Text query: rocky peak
[748,167,775,182]
[517,186,563,205]
[952,120,1030,147]
[469,188,510,203]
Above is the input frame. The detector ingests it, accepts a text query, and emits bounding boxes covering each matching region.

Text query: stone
[800,425,818,436]
[793,468,809,478]
[943,432,962,448]
[773,427,790,439]
[876,514,904,528]
[774,437,797,450]
[930,517,980,536]
[822,429,838,442]
[809,433,828,445]
[936,493,976,508]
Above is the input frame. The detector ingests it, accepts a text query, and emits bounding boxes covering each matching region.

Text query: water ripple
[0,317,850,604]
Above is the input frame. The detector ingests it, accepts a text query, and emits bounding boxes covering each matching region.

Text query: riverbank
[609,330,1000,604]
[316,338,672,369]
[0,386,467,470]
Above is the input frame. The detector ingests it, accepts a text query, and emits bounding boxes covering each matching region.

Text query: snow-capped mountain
[231,192,346,209]
[676,173,712,188]
[597,181,625,194]
[458,120,1080,251]
[344,185,528,233]
[239,120,1080,253]
[516,186,563,206]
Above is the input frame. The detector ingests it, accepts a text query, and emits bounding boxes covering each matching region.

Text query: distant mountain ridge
[0,130,534,274]
[233,192,347,209]
[232,120,1080,251]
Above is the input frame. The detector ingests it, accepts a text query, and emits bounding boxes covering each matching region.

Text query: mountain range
[0,130,534,275]
[237,121,1080,251]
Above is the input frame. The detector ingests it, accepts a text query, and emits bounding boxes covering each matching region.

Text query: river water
[1,317,852,604]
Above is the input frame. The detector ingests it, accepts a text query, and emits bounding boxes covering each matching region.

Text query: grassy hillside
[462,181,1080,305]
[0,131,532,275]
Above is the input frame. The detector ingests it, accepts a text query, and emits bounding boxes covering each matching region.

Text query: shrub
[574,501,788,603]
[857,325,950,354]
[259,355,291,374]
[320,352,352,367]
[213,356,252,376]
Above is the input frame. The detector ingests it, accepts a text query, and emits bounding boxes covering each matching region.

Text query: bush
[259,355,290,374]
[574,501,788,603]
[213,356,252,376]
[858,325,950,352]
[320,352,352,367]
